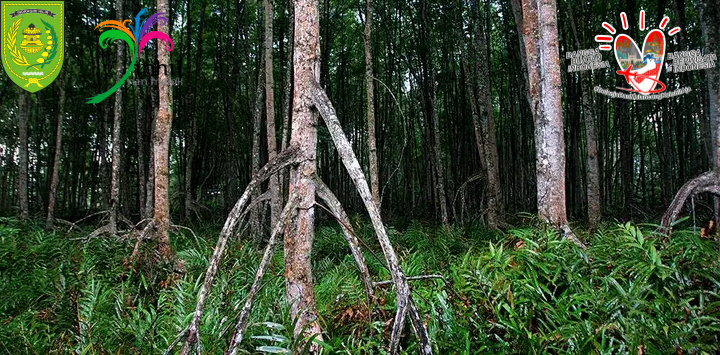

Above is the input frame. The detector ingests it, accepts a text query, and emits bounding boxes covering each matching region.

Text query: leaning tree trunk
[109,0,124,235]
[265,0,281,230]
[46,71,66,229]
[18,90,29,223]
[284,0,323,340]
[521,0,583,246]
[153,0,174,259]
[364,0,381,210]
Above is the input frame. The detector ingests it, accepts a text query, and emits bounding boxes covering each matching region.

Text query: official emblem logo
[2,1,64,92]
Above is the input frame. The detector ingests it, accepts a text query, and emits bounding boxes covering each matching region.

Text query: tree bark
[184,1,204,221]
[700,0,720,221]
[46,71,66,229]
[364,0,380,211]
[18,90,29,222]
[265,0,281,230]
[284,0,323,340]
[472,0,504,228]
[568,9,601,227]
[522,0,579,244]
[280,0,294,198]
[153,0,174,259]
[109,0,124,235]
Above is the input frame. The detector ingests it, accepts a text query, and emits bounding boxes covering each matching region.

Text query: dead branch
[661,170,720,233]
[314,175,375,300]
[311,82,432,355]
[178,147,299,355]
[226,194,298,355]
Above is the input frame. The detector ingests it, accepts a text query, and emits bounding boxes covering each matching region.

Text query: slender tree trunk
[265,0,281,229]
[136,85,147,218]
[250,51,265,243]
[700,0,720,221]
[284,0,322,340]
[18,91,29,222]
[568,9,601,227]
[472,0,504,228]
[46,71,66,229]
[280,0,294,197]
[109,0,124,234]
[153,0,174,259]
[184,2,204,221]
[364,0,380,210]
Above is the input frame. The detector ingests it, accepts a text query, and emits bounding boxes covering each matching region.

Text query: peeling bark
[153,0,174,259]
[284,0,323,340]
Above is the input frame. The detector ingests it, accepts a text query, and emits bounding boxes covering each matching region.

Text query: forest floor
[1,216,719,354]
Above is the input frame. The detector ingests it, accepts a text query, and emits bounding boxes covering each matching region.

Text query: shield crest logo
[2,1,64,93]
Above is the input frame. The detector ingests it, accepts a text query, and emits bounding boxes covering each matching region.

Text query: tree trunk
[364,0,380,210]
[284,0,322,340]
[567,9,601,227]
[265,0,281,230]
[184,1,204,221]
[700,0,720,221]
[153,0,174,259]
[472,0,504,228]
[46,71,66,229]
[280,0,294,198]
[18,91,29,222]
[522,0,580,244]
[109,0,124,234]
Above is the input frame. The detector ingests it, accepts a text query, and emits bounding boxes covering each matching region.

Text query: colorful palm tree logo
[87,8,174,104]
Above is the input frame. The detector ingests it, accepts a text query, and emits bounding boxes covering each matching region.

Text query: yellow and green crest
[2,1,63,92]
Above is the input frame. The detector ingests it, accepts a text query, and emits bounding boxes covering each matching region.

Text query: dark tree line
[1,0,718,242]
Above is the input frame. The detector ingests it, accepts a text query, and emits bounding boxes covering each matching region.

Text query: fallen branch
[311,82,432,355]
[661,170,720,233]
[178,147,298,355]
[226,194,298,355]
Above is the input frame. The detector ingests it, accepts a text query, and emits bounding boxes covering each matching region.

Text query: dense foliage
[2,217,718,354]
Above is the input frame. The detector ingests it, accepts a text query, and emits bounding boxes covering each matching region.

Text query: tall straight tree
[364,0,380,209]
[109,0,124,235]
[520,0,581,245]
[472,0,504,228]
[46,71,66,229]
[153,0,174,259]
[18,91,29,222]
[284,0,322,339]
[265,0,281,228]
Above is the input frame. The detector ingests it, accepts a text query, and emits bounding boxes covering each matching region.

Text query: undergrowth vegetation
[1,216,719,354]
